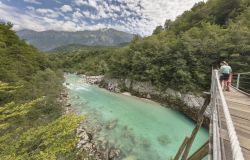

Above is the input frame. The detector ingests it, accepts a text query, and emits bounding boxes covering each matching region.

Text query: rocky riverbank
[60,82,122,160]
[58,89,73,114]
[76,121,122,160]
[99,78,211,127]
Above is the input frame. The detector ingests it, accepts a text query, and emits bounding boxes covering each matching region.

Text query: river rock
[80,133,90,142]
[100,140,108,151]
[122,155,137,160]
[146,94,151,99]
[157,135,170,146]
[60,93,68,98]
[66,103,71,107]
[106,120,118,130]
[114,87,120,93]
[77,128,85,134]
[108,148,121,160]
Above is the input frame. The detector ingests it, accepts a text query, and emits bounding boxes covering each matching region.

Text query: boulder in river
[157,135,171,146]
[105,119,118,130]
[141,138,151,149]
[108,148,121,160]
[122,155,137,160]
[146,94,151,99]
[66,103,71,107]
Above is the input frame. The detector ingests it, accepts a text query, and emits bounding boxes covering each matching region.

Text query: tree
[153,25,164,35]
[164,19,172,30]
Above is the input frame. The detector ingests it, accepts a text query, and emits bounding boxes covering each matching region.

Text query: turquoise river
[65,74,208,160]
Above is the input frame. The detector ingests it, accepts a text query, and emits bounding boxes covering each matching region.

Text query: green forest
[0,23,87,159]
[51,0,250,92]
[0,0,250,159]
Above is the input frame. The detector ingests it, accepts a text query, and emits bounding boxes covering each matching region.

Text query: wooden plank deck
[220,87,250,159]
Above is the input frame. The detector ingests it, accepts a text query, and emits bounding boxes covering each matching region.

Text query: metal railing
[232,72,250,95]
[209,70,244,160]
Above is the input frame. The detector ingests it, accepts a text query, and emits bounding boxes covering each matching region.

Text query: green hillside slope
[0,23,85,160]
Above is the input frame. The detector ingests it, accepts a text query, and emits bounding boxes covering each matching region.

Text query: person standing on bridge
[219,61,232,91]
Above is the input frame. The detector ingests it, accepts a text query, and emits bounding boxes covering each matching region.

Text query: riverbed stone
[157,135,170,146]
[146,94,151,99]
[106,119,118,130]
[109,148,121,159]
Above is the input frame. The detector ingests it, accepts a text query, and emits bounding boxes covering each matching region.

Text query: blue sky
[0,0,205,35]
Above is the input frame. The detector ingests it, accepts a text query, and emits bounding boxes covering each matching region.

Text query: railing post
[236,74,240,89]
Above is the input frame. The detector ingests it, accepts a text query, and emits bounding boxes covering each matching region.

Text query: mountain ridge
[17,28,134,51]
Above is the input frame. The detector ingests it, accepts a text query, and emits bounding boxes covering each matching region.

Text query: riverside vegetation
[0,0,250,159]
[0,23,87,159]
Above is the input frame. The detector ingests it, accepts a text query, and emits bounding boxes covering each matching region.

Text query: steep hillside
[0,22,85,159]
[48,45,121,75]
[17,28,134,51]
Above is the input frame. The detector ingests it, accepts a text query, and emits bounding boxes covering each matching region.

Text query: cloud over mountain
[0,0,206,35]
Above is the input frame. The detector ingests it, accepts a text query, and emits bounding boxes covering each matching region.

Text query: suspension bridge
[175,70,250,160]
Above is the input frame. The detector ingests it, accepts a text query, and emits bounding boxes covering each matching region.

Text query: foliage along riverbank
[0,23,90,159]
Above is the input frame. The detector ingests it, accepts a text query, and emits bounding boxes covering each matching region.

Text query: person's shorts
[220,73,229,81]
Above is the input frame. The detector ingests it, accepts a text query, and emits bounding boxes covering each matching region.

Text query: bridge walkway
[174,70,250,160]
[221,87,250,159]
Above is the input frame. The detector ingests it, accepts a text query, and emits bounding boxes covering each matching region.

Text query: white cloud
[73,11,83,18]
[26,6,35,11]
[0,3,46,31]
[72,10,84,22]
[36,8,54,14]
[74,0,88,6]
[74,0,98,8]
[113,0,206,35]
[55,0,62,4]
[35,8,61,18]
[23,0,42,5]
[60,5,73,12]
[88,0,97,8]
[1,0,207,35]
[0,3,86,31]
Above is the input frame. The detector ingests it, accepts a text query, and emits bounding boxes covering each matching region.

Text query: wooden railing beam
[188,140,209,160]
[174,137,189,160]
[181,93,211,160]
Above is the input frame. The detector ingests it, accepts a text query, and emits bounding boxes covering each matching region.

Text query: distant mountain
[17,28,134,51]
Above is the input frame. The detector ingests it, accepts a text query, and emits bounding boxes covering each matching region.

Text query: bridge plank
[228,108,250,121]
[223,139,250,160]
[220,128,250,151]
[220,120,250,138]
[221,116,250,130]
[226,98,250,106]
